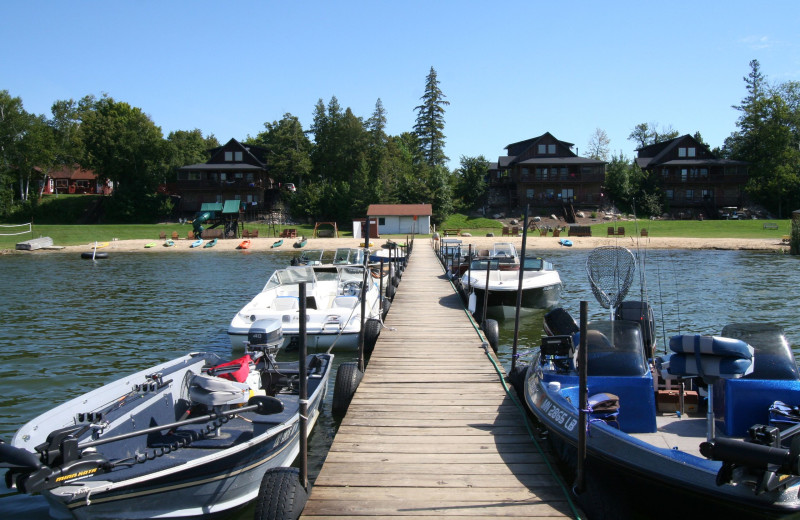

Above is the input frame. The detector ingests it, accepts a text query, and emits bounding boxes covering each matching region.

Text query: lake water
[0,246,798,518]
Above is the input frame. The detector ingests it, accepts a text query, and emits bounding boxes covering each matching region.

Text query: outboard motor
[247,319,284,354]
[615,301,656,358]
[544,308,579,337]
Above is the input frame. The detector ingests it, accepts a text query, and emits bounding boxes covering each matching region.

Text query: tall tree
[0,91,28,212]
[587,128,611,161]
[414,67,449,167]
[253,113,311,189]
[453,155,488,212]
[726,60,800,217]
[628,122,679,149]
[79,95,166,220]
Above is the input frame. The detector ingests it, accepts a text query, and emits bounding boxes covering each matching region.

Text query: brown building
[489,132,606,219]
[176,138,277,219]
[636,134,749,218]
[42,165,111,195]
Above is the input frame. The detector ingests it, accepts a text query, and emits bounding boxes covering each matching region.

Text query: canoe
[293,238,307,248]
[163,239,175,247]
[203,238,218,248]
[190,238,204,248]
[144,242,156,248]
[271,239,283,248]
[237,239,251,250]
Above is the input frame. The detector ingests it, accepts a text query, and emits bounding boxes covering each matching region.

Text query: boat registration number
[541,399,577,432]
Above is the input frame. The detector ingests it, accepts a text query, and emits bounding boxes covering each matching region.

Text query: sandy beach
[19,234,788,255]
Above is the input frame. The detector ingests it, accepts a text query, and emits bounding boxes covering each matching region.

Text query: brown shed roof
[367,204,433,216]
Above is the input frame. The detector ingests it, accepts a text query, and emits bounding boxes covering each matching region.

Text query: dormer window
[224,151,244,161]
[537,144,556,154]
[678,147,696,158]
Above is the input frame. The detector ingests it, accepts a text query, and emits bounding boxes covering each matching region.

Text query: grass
[1,214,792,251]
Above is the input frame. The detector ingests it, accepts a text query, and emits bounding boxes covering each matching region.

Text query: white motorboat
[228,265,383,351]
[1,320,332,519]
[460,242,562,319]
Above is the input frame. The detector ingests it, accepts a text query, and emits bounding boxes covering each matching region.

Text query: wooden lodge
[176,138,279,220]
[488,132,606,218]
[41,165,111,195]
[636,134,749,219]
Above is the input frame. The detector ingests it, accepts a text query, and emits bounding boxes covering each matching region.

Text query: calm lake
[0,245,798,518]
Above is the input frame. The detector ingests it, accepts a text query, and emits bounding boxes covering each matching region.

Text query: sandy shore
[13,234,788,255]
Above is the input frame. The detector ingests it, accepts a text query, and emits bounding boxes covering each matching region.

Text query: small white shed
[366,204,432,235]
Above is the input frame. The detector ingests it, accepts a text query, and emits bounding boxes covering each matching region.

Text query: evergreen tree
[413,67,449,167]
[252,113,311,189]
[453,155,488,212]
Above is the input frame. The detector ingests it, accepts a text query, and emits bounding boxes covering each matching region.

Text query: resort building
[175,138,278,219]
[488,132,606,220]
[636,134,749,219]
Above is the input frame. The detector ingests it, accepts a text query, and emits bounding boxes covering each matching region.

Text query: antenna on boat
[298,282,309,491]
[511,204,529,373]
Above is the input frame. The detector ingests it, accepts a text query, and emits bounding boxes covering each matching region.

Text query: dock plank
[300,243,576,519]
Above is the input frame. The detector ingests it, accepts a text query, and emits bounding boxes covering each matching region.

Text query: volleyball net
[0,222,32,236]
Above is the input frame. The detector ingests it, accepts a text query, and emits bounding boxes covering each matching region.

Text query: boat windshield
[298,249,324,265]
[577,321,648,376]
[338,266,365,283]
[263,266,316,291]
[721,323,800,380]
[522,257,554,271]
[333,248,364,265]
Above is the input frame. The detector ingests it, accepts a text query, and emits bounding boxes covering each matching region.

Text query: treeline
[0,67,489,224]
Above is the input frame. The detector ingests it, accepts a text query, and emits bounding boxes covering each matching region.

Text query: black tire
[482,319,499,353]
[507,363,529,402]
[332,361,363,417]
[364,318,381,353]
[253,467,308,520]
[381,298,391,319]
[385,284,396,300]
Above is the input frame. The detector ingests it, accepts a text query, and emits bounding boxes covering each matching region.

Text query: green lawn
[1,217,793,251]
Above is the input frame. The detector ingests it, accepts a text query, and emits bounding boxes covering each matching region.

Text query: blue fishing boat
[514,246,800,517]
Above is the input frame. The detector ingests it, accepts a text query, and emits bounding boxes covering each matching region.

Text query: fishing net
[586,246,636,309]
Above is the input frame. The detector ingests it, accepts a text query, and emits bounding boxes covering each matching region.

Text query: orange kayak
[237,239,251,250]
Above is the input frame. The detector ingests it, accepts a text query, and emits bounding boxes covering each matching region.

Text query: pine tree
[413,67,449,167]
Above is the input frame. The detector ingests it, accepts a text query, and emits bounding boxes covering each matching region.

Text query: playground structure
[192,201,242,239]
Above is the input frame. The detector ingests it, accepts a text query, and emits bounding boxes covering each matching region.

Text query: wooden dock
[300,242,578,519]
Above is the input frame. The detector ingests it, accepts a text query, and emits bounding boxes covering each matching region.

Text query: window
[235,172,243,179]
[687,147,696,157]
[535,168,543,180]
[685,189,694,201]
[661,168,669,177]
[548,144,556,154]
[678,147,686,157]
[220,173,227,181]
[702,189,712,200]
[681,169,688,182]
[234,151,243,161]
[700,168,708,178]
[559,167,567,180]
[545,189,555,200]
[246,172,254,182]
[561,188,574,200]
[55,179,68,188]
[665,189,674,200]
[379,218,386,225]
[538,144,546,154]
[521,167,530,180]
[187,172,201,181]
[225,151,233,161]
[526,189,534,200]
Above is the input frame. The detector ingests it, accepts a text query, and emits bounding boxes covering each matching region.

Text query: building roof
[367,204,433,216]
[48,165,97,180]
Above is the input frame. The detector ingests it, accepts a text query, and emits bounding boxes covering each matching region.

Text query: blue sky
[3,1,799,168]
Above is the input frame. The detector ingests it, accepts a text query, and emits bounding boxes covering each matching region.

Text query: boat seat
[274,296,299,311]
[189,374,251,407]
[332,296,359,309]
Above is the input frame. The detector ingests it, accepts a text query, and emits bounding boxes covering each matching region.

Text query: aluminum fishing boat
[1,321,332,519]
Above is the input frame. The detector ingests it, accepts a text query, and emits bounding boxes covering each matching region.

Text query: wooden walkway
[300,242,577,519]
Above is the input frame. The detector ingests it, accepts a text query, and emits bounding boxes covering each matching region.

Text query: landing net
[586,246,636,309]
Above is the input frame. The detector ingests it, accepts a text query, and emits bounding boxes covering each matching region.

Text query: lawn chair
[617,227,625,236]
[187,230,195,240]
[242,229,250,238]
[552,228,561,238]
[502,226,510,236]
[171,231,179,240]
[608,226,615,236]
[641,229,648,237]
[539,227,548,237]
[511,226,520,236]
[250,229,259,238]
[159,231,166,240]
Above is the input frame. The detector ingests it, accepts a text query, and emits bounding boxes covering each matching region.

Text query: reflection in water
[0,248,797,518]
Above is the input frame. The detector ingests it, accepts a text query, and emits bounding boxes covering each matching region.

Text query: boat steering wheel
[341,281,362,296]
